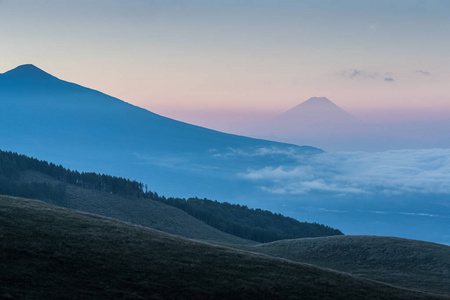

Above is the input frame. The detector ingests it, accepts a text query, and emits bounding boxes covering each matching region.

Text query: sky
[1,0,450,129]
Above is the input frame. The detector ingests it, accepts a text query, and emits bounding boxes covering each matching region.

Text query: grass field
[21,170,255,245]
[245,235,450,296]
[1,195,447,300]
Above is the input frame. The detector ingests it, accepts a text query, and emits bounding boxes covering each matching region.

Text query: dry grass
[1,195,448,300]
[244,235,450,296]
[20,170,255,245]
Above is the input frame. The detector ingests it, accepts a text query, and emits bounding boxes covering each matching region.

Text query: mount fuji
[245,97,369,151]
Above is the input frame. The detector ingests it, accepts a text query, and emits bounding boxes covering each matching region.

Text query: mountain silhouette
[258,97,361,133]
[2,64,56,80]
[245,97,367,151]
[279,97,358,124]
[0,64,320,198]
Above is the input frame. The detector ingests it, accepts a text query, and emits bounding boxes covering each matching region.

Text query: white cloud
[210,146,304,159]
[239,149,450,195]
[369,210,449,219]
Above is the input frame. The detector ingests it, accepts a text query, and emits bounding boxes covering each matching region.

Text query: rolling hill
[1,195,447,300]
[0,64,320,199]
[246,235,450,296]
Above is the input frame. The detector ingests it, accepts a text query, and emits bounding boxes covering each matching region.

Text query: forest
[0,149,342,242]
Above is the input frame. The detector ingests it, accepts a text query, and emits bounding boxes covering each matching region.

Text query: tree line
[0,149,343,242]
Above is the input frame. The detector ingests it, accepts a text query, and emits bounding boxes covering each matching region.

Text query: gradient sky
[1,0,449,129]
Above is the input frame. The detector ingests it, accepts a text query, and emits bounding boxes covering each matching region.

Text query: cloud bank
[239,149,450,196]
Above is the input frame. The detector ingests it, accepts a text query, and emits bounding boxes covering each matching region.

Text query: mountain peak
[306,96,332,102]
[300,97,337,107]
[1,64,58,82]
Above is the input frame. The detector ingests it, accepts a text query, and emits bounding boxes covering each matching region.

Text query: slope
[1,195,447,300]
[22,170,254,245]
[0,64,321,199]
[246,235,450,296]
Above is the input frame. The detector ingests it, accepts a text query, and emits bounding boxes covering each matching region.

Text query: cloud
[239,149,450,196]
[416,70,431,76]
[341,69,394,82]
[210,146,303,159]
[369,210,449,219]
[342,69,378,79]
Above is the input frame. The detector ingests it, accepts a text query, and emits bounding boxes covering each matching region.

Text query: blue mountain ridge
[0,64,321,198]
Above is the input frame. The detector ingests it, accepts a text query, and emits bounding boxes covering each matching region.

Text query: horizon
[2,63,450,136]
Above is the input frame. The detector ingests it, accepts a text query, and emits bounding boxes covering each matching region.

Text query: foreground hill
[1,196,446,300]
[0,64,320,199]
[247,235,450,296]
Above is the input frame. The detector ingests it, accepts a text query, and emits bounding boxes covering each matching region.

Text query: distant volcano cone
[272,97,360,128]
[253,97,361,135]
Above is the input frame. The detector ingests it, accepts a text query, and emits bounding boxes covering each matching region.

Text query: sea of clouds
[238,148,450,196]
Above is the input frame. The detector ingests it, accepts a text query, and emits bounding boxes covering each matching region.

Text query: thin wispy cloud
[342,69,378,79]
[369,210,449,219]
[210,146,306,159]
[341,69,395,82]
[416,70,431,76]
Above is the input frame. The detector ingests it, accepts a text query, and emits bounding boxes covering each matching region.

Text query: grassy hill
[22,170,254,246]
[1,195,447,300]
[246,235,450,296]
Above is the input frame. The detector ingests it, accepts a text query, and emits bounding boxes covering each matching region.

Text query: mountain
[251,97,360,132]
[270,97,360,129]
[0,64,321,199]
[245,235,450,296]
[245,97,370,151]
[2,196,447,300]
